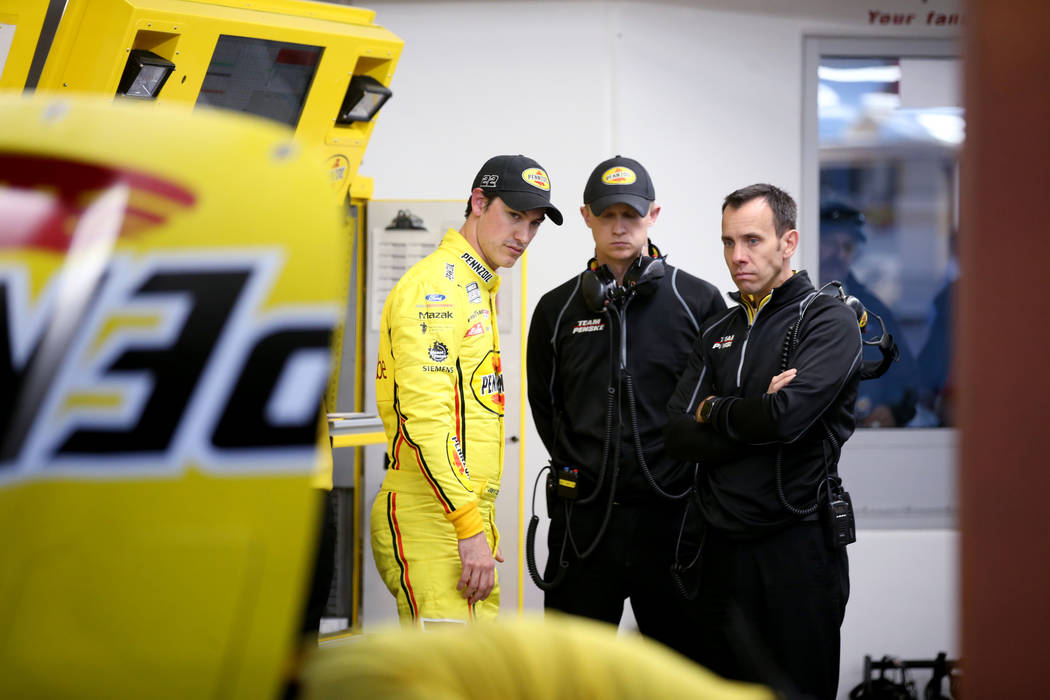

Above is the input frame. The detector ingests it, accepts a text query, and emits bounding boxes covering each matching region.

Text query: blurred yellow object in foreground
[0,94,347,699]
[302,614,776,700]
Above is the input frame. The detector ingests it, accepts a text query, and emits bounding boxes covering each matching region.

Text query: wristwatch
[698,396,716,424]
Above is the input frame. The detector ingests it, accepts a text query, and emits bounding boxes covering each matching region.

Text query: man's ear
[647,204,662,225]
[580,204,592,227]
[469,188,489,217]
[781,228,799,260]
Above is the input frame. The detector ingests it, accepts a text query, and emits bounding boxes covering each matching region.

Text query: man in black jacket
[527,156,726,660]
[665,183,862,699]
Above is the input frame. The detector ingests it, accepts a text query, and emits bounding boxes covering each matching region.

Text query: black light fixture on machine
[117,49,176,99]
[335,74,392,125]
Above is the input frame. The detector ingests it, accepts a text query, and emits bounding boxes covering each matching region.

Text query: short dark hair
[721,183,797,237]
[464,191,496,218]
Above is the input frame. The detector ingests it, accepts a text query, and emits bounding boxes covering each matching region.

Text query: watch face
[701,398,713,422]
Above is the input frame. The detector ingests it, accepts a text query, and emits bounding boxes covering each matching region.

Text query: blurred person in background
[819,201,919,427]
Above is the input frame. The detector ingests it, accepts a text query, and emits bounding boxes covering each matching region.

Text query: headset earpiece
[842,294,868,329]
[812,280,899,381]
[581,251,667,312]
[581,262,617,313]
[623,254,666,293]
[622,256,649,288]
[828,281,867,329]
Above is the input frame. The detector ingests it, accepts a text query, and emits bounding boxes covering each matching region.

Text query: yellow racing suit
[371,228,504,625]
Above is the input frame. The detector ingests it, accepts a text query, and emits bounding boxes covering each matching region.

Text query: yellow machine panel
[0,93,348,698]
[37,0,403,202]
[0,1,49,90]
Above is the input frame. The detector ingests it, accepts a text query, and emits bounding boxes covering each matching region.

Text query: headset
[526,241,685,592]
[826,281,898,380]
[580,242,666,313]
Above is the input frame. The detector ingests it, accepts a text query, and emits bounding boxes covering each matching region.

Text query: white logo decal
[712,334,735,350]
[0,252,339,482]
[572,318,605,334]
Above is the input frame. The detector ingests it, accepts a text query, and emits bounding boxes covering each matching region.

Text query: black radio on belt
[823,487,856,549]
[556,466,579,500]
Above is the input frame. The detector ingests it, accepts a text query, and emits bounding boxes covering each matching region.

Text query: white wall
[360,1,963,696]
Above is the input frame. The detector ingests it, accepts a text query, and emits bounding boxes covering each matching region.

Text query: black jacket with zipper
[528,257,726,503]
[665,270,863,536]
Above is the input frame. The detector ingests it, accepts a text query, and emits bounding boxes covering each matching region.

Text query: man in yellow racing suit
[372,155,562,625]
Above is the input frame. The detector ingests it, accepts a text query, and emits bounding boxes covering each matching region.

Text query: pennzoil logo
[0,156,338,479]
[460,252,494,283]
[521,167,550,191]
[449,434,468,478]
[601,167,637,185]
[327,155,349,187]
[0,153,195,248]
[470,350,504,415]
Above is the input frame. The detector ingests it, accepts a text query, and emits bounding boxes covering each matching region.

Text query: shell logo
[601,166,637,185]
[521,167,550,191]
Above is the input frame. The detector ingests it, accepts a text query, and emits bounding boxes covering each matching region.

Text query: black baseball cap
[583,155,655,216]
[820,201,867,243]
[472,154,563,225]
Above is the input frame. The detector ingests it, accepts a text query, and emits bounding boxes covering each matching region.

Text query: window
[804,41,961,429]
[196,35,322,128]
